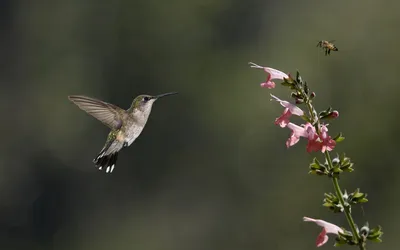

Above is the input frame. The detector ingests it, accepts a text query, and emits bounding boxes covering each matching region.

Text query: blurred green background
[0,0,396,249]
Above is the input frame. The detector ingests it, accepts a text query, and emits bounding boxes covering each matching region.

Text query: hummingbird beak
[154,92,178,100]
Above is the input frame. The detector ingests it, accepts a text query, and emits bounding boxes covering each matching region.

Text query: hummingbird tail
[93,152,119,173]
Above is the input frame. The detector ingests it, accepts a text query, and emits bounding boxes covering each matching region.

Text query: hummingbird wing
[68,95,126,129]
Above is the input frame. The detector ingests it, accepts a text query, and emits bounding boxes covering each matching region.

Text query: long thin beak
[154,92,178,99]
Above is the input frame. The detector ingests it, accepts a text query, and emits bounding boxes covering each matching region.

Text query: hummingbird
[68,92,177,173]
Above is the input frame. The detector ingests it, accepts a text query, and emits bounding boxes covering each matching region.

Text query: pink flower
[305,123,323,152]
[319,125,336,153]
[303,217,343,247]
[249,62,289,89]
[286,122,314,148]
[270,94,304,127]
[286,123,336,153]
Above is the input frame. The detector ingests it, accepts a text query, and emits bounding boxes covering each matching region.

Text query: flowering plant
[250,62,383,249]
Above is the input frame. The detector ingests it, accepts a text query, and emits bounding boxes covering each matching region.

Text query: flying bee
[316,40,338,56]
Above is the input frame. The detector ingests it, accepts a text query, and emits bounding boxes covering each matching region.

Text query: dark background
[0,0,396,249]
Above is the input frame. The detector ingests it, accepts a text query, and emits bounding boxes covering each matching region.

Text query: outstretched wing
[68,95,125,129]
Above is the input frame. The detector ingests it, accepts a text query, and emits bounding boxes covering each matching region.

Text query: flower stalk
[250,63,383,248]
[302,90,363,249]
[297,80,363,248]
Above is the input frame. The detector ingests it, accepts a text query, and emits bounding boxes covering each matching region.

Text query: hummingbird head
[130,92,178,113]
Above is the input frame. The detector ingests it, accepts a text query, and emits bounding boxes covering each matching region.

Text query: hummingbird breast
[124,124,145,146]
[122,112,150,147]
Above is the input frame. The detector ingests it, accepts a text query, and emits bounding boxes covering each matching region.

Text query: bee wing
[328,40,336,43]
[68,95,125,129]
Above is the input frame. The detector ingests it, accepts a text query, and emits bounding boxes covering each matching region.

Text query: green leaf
[366,226,383,243]
[369,238,383,243]
[368,226,383,238]
[350,191,359,197]
[334,136,345,142]
[333,132,345,142]
[332,167,343,173]
[338,229,354,239]
[309,163,320,170]
[339,153,346,162]
[309,170,325,175]
[319,107,333,117]
[322,202,332,207]
[353,193,365,199]
[341,163,354,172]
[334,236,347,246]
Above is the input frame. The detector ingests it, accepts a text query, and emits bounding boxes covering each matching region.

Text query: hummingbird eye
[143,96,150,102]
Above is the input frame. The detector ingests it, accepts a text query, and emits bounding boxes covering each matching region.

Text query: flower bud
[360,225,370,237]
[330,110,339,118]
[332,157,340,166]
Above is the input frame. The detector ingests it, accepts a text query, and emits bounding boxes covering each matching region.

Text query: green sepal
[332,167,343,174]
[340,153,354,172]
[309,157,328,176]
[334,235,348,247]
[323,192,344,213]
[367,225,383,243]
[291,92,302,99]
[369,238,383,243]
[284,76,294,84]
[304,81,310,95]
[296,71,302,83]
[336,229,357,246]
[281,80,293,87]
[281,76,295,88]
[329,153,354,174]
[329,166,342,178]
[348,188,368,204]
[318,107,333,118]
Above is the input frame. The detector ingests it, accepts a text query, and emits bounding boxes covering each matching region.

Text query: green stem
[325,152,364,250]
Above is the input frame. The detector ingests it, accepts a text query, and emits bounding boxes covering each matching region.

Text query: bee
[316,40,338,55]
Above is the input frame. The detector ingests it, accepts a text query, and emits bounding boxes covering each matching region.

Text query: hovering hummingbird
[68,92,177,173]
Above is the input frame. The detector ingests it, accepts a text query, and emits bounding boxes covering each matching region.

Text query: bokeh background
[0,0,396,249]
